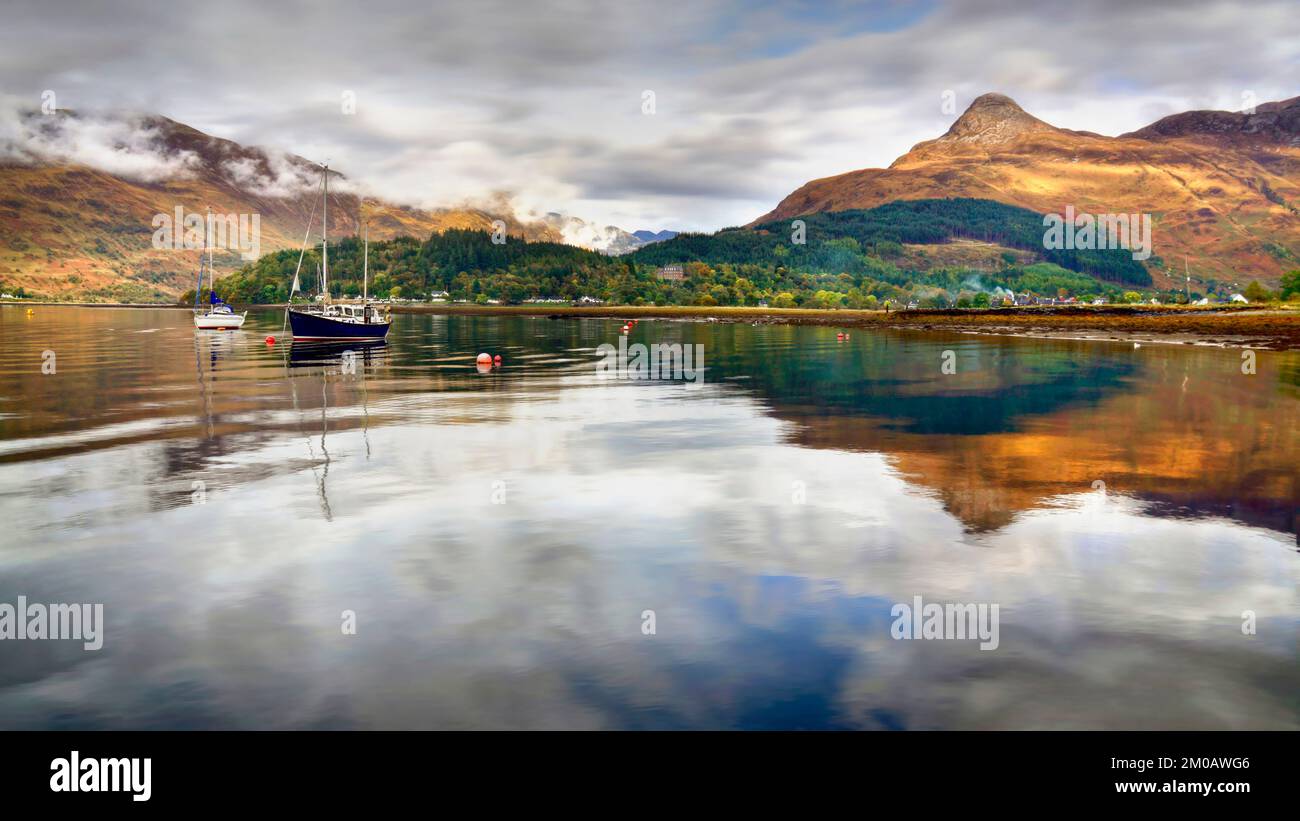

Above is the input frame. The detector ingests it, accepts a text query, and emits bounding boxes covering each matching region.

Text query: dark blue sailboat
[287,164,391,341]
[289,303,391,340]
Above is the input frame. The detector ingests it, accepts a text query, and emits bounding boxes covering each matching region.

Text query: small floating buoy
[836,332,845,341]
[265,335,276,345]
[1133,342,1141,349]
[476,352,492,366]
[493,354,502,367]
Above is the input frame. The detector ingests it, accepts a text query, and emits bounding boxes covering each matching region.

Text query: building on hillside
[655,264,685,282]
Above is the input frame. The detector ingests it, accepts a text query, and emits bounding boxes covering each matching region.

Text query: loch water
[0,306,1296,729]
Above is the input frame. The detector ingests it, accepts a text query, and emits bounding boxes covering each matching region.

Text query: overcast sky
[1,0,1297,232]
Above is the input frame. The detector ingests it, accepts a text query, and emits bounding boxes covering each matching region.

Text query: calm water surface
[0,306,1296,729]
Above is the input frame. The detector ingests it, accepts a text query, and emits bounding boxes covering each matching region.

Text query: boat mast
[194,218,204,312]
[322,164,329,302]
[206,206,214,301]
[196,206,210,311]
[363,210,369,303]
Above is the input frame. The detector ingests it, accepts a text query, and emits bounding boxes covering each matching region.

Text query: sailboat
[286,165,391,341]
[193,208,248,330]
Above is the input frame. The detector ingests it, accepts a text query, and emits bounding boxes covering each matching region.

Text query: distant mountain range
[534,214,677,256]
[632,229,679,244]
[756,92,1300,288]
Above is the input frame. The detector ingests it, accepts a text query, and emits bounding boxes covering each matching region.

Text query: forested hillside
[212,199,1176,309]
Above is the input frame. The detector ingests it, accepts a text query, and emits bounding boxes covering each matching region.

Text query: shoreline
[382,303,1300,349]
[7,301,1298,349]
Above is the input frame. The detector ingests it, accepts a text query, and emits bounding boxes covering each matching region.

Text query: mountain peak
[968,92,1024,110]
[941,92,1057,144]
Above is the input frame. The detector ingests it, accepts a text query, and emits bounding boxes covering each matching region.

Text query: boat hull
[288,309,391,340]
[194,311,247,330]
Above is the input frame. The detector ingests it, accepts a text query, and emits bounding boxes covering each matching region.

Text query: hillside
[218,200,1188,310]
[0,111,560,302]
[754,93,1300,288]
[633,198,1151,286]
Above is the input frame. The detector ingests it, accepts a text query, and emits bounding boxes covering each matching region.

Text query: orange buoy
[265,335,276,345]
[493,354,502,366]
[476,352,492,366]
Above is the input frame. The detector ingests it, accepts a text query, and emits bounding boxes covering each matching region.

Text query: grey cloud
[1,0,1295,231]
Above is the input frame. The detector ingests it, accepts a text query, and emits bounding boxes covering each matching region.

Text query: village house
[655,264,685,282]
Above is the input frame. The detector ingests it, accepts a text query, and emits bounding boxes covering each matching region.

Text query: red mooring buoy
[476,352,492,366]
[265,335,276,345]
[493,354,502,366]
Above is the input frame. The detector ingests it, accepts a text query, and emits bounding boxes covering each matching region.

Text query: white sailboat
[194,208,247,331]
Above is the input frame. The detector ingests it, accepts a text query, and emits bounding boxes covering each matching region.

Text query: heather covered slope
[0,111,558,301]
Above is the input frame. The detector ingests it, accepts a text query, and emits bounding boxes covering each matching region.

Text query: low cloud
[219,152,320,199]
[0,97,202,183]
